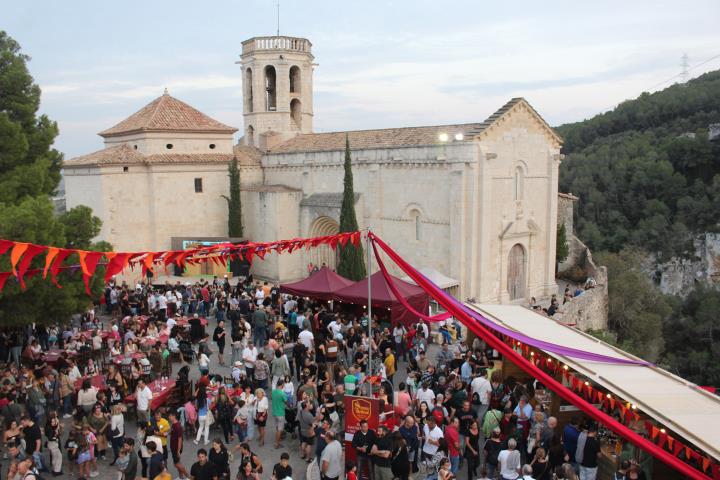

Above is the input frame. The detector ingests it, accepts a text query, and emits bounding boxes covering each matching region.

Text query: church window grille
[194,178,203,193]
[513,167,524,201]
[245,68,253,113]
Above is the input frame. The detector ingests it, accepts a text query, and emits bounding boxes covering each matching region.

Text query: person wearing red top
[445,417,461,475]
[168,411,190,480]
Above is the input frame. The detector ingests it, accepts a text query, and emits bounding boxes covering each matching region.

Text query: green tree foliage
[556,223,569,264]
[222,157,243,237]
[595,249,671,361]
[0,31,105,325]
[662,285,720,386]
[60,205,102,249]
[336,135,366,281]
[558,70,720,259]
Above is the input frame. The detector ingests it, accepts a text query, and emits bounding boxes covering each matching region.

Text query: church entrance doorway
[309,216,340,271]
[507,243,526,301]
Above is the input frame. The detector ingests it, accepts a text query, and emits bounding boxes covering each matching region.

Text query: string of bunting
[0,231,361,296]
[508,339,720,479]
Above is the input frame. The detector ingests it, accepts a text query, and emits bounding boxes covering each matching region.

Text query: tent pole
[366,230,372,395]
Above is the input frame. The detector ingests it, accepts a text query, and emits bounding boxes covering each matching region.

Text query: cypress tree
[223,157,243,237]
[336,135,367,280]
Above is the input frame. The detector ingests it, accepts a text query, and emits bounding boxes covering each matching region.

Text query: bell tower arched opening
[264,65,277,111]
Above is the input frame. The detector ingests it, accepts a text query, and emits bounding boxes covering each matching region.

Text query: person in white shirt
[254,287,264,306]
[298,328,314,350]
[327,319,342,339]
[416,383,436,408]
[148,294,157,312]
[470,368,492,423]
[166,315,177,331]
[422,417,444,457]
[136,379,153,424]
[498,438,521,480]
[67,361,82,384]
[321,431,343,479]
[157,294,167,314]
[242,342,258,379]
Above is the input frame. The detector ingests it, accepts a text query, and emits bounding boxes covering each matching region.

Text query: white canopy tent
[467,303,720,461]
[402,267,459,297]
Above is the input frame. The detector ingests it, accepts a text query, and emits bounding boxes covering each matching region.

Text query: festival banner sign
[344,394,381,466]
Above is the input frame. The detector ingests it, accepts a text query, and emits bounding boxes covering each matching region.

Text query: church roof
[98,92,238,137]
[64,143,262,168]
[268,97,561,154]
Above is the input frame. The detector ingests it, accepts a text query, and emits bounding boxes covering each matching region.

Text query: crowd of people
[0,273,646,480]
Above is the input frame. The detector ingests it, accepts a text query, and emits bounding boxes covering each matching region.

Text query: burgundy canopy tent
[332,271,430,326]
[279,267,354,301]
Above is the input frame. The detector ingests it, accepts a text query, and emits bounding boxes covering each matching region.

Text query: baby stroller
[179,339,195,363]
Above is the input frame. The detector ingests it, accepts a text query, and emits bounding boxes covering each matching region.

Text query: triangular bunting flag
[9,242,29,276]
[651,426,659,440]
[0,239,14,256]
[43,247,59,279]
[0,272,11,292]
[673,440,683,456]
[49,249,73,288]
[703,457,711,472]
[16,244,47,288]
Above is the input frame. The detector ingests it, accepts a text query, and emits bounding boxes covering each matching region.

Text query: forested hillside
[556,71,720,386]
[558,70,720,259]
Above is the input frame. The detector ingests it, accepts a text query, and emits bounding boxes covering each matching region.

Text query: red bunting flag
[711,464,720,480]
[78,251,104,295]
[651,426,659,440]
[0,272,11,292]
[255,248,266,260]
[610,397,616,410]
[49,249,73,287]
[351,231,361,246]
[104,253,132,281]
[673,440,683,456]
[16,244,47,288]
[658,431,667,449]
[703,457,711,472]
[666,436,674,451]
[0,239,14,256]
[142,253,155,277]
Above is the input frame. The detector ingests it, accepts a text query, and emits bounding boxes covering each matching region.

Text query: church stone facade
[64,35,563,303]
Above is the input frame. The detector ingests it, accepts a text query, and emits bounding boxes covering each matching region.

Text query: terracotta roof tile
[268,97,561,154]
[65,144,262,168]
[63,144,145,167]
[99,93,237,137]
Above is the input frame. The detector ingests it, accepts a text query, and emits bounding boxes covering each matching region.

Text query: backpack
[431,406,445,426]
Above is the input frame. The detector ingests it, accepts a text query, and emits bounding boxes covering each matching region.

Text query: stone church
[64,35,564,303]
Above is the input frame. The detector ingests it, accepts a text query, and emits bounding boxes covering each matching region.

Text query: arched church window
[513,166,524,201]
[410,209,421,241]
[245,68,253,113]
[264,65,276,111]
[289,66,301,93]
[291,99,302,129]
[246,125,255,147]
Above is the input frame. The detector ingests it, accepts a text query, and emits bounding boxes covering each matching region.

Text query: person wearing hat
[232,361,246,383]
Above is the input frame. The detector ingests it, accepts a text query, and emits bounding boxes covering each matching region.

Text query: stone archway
[507,243,527,301]
[309,216,340,270]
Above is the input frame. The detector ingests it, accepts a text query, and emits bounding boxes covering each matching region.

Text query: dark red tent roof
[279,267,354,301]
[333,271,429,326]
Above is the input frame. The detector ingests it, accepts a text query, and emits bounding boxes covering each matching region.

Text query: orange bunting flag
[651,426,659,440]
[672,440,683,456]
[666,436,674,451]
[255,248,266,260]
[351,231,361,246]
[142,253,155,277]
[43,248,59,279]
[610,397,616,410]
[9,242,29,276]
[703,457,711,472]
[78,251,104,296]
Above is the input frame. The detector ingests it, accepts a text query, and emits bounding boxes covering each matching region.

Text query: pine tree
[336,135,366,280]
[223,157,243,237]
[0,31,106,325]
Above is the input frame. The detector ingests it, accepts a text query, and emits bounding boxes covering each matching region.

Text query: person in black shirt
[21,416,42,467]
[371,425,393,480]
[580,423,601,480]
[147,441,165,480]
[272,452,293,480]
[351,420,375,480]
[208,439,230,479]
[190,448,218,480]
[213,321,227,366]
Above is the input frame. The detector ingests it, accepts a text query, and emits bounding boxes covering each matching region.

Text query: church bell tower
[239,36,314,147]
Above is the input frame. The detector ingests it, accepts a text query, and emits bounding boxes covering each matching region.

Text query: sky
[4,0,720,159]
